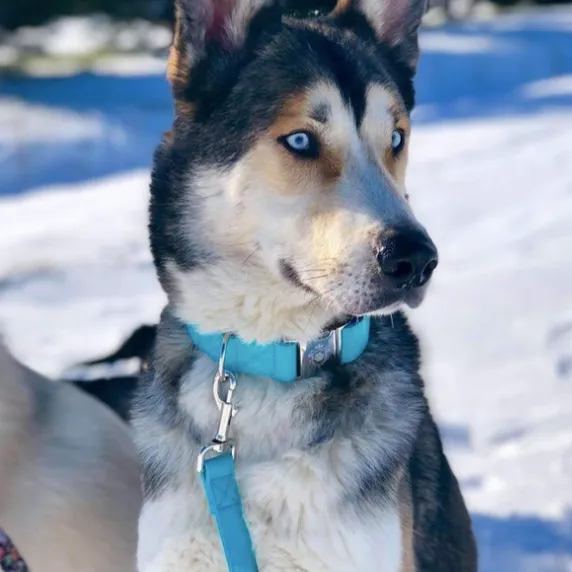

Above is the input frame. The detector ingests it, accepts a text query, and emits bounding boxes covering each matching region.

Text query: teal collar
[186,316,370,383]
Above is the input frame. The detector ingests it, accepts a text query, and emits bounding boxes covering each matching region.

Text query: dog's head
[150,0,437,342]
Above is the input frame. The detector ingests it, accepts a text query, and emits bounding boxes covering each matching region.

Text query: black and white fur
[133,0,478,569]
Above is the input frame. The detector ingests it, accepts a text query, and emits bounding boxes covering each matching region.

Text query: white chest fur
[138,459,402,572]
[137,356,404,572]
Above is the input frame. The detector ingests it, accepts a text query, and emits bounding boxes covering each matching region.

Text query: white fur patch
[139,458,401,572]
[361,85,395,155]
[170,260,336,343]
[308,82,362,160]
[171,159,339,342]
[138,354,404,572]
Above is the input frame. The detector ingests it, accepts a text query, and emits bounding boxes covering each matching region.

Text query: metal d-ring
[213,333,238,412]
[217,332,231,381]
[196,441,236,473]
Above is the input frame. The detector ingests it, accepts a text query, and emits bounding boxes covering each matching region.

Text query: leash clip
[197,333,238,473]
[212,371,238,445]
[195,333,260,571]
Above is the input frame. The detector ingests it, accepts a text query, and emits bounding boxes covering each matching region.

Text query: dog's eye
[279,131,319,159]
[287,132,310,151]
[391,129,405,154]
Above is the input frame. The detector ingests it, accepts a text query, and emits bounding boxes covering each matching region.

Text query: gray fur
[135,309,426,504]
[132,309,203,500]
[342,157,415,227]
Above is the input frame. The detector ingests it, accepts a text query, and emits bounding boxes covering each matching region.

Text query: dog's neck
[148,307,426,468]
[166,258,340,344]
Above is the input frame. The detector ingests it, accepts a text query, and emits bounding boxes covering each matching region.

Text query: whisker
[294,267,334,276]
[300,274,330,282]
[243,245,261,265]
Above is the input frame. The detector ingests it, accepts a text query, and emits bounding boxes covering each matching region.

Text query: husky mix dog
[133,0,477,570]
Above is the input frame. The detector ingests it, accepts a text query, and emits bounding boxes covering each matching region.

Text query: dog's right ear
[168,0,274,99]
[330,0,427,72]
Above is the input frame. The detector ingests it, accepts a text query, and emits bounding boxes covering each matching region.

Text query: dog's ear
[168,0,274,97]
[330,0,427,71]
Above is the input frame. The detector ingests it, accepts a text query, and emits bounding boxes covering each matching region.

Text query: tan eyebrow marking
[396,114,410,132]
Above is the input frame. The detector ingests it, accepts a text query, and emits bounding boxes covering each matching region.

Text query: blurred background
[1,0,572,570]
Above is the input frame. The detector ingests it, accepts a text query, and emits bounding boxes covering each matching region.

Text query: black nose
[377,226,439,289]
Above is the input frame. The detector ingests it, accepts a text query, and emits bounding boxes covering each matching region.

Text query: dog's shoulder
[408,412,478,572]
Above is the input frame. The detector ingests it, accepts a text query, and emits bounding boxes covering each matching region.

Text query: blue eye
[287,132,310,151]
[391,129,405,154]
[280,131,319,159]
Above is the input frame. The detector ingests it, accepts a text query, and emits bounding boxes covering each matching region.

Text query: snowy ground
[1,7,572,571]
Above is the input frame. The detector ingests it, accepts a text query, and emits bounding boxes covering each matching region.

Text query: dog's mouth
[279,258,430,316]
[370,290,431,318]
[345,282,429,316]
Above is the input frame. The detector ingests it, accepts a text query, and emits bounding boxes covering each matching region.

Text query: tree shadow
[474,512,572,572]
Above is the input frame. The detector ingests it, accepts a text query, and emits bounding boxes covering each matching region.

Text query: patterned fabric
[0,528,28,572]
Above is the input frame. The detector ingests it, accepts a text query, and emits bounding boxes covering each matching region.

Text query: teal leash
[200,453,258,572]
[197,334,258,572]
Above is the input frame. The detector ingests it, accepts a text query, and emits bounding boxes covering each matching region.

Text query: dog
[0,342,141,572]
[133,0,478,570]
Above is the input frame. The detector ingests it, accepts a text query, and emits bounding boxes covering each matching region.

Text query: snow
[408,110,572,524]
[0,45,18,67]
[1,7,572,570]
[0,170,164,372]
[0,98,106,143]
[419,32,504,53]
[5,15,172,57]
[522,75,572,99]
[42,16,113,57]
[90,54,169,76]
[492,7,572,33]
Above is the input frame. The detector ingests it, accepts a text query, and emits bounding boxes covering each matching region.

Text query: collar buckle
[298,327,342,378]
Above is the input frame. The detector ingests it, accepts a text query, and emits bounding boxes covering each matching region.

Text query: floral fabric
[0,528,28,571]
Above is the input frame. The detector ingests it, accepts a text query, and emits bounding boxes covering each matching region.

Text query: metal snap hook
[196,332,240,473]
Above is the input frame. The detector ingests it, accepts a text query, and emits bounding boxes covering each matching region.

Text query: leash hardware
[197,333,258,571]
[197,333,239,474]
[197,441,236,473]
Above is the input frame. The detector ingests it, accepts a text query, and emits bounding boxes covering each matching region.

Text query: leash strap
[200,453,258,572]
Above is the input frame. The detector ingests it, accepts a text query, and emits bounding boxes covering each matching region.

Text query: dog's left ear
[331,0,427,71]
[169,0,276,100]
